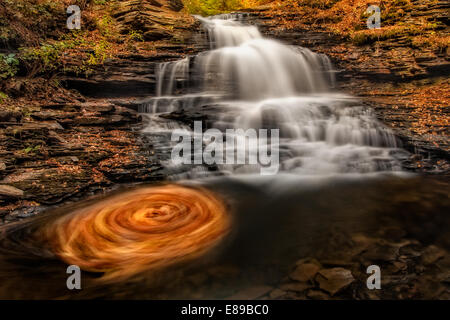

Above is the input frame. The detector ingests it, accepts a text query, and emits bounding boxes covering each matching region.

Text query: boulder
[315,268,355,296]
[290,258,321,282]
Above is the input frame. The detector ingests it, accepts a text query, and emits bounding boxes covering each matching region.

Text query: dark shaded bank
[0,175,448,299]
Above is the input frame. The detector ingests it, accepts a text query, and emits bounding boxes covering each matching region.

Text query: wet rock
[390,261,408,274]
[1,170,44,184]
[269,289,286,299]
[4,122,64,146]
[279,282,312,293]
[361,241,399,262]
[0,185,24,199]
[48,131,68,145]
[31,111,76,121]
[315,268,355,296]
[421,245,446,265]
[143,30,171,41]
[0,110,22,122]
[39,121,64,131]
[160,110,208,129]
[5,123,48,140]
[114,105,141,118]
[10,205,44,219]
[380,275,407,289]
[414,264,425,274]
[60,106,140,127]
[226,285,273,300]
[361,291,381,300]
[290,258,321,282]
[86,103,115,114]
[306,289,330,300]
[439,271,450,284]
[398,242,423,259]
[320,260,356,268]
[282,291,307,300]
[40,103,67,110]
[64,77,157,99]
[99,162,163,182]
[168,0,184,11]
[4,168,92,204]
[65,115,121,127]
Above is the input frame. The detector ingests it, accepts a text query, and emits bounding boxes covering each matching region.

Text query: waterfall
[156,57,190,97]
[197,39,331,100]
[153,17,334,101]
[195,15,262,48]
[140,14,408,177]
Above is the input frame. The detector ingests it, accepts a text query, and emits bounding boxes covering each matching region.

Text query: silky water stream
[0,14,448,299]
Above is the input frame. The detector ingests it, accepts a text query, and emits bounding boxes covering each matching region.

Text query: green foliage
[93,0,114,4]
[87,39,112,65]
[128,30,144,42]
[20,42,70,75]
[183,0,244,16]
[351,24,422,45]
[23,145,41,154]
[0,54,20,79]
[0,91,9,103]
[1,0,63,46]
[97,15,117,39]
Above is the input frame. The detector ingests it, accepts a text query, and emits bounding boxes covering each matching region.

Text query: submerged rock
[421,245,446,266]
[226,285,273,300]
[290,258,321,282]
[315,268,355,296]
[279,282,312,293]
[306,289,330,300]
[269,288,286,299]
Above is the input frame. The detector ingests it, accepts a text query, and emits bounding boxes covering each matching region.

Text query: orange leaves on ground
[369,80,449,147]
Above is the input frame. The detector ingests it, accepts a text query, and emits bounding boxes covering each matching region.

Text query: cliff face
[62,0,201,97]
[0,1,198,221]
[111,0,191,41]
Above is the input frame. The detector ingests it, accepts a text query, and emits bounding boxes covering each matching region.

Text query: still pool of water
[0,174,448,299]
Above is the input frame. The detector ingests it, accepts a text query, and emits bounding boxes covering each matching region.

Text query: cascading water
[196,15,262,48]
[141,14,408,177]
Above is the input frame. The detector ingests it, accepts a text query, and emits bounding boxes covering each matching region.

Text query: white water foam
[140,14,408,177]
